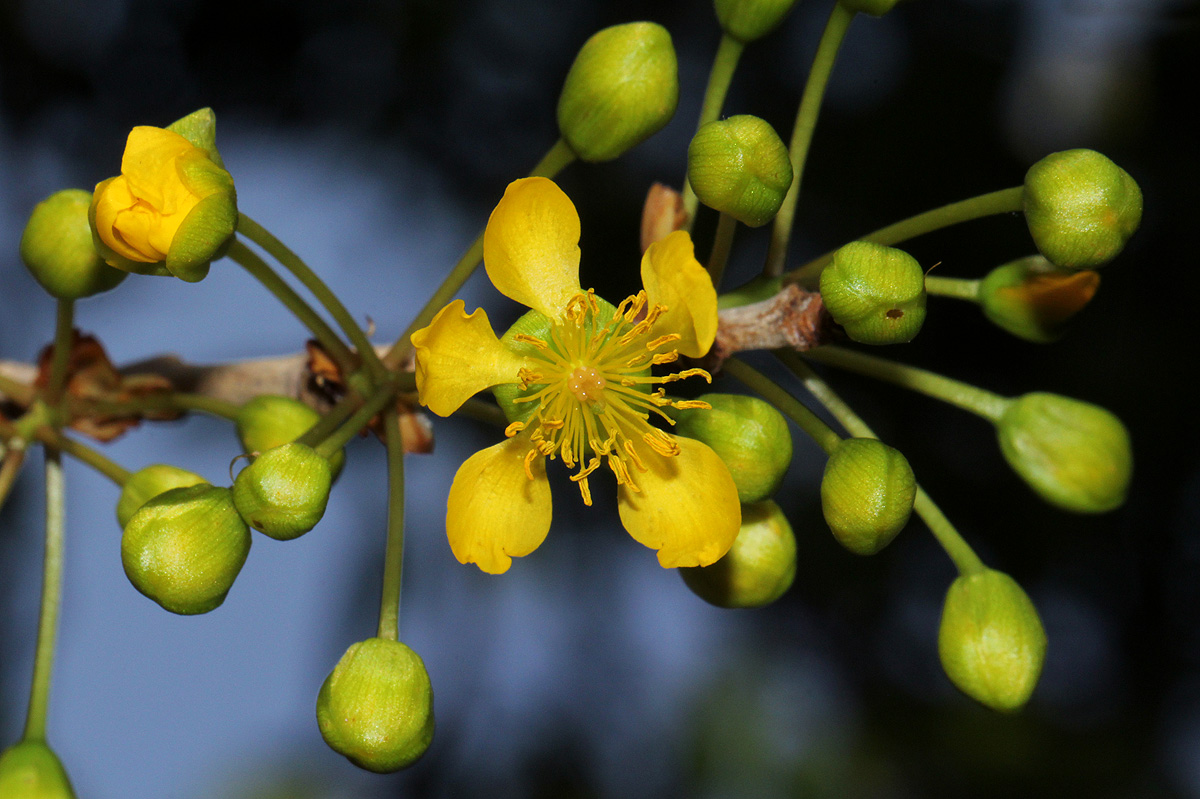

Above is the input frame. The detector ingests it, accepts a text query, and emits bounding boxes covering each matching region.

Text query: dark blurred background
[1,0,1196,797]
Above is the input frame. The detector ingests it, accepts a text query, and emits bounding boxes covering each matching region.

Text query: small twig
[705,283,839,371]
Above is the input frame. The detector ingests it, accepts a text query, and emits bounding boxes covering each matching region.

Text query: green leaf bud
[116,464,209,528]
[20,189,127,300]
[687,115,793,228]
[1023,149,1142,269]
[317,638,435,773]
[819,241,927,344]
[714,0,799,42]
[673,393,792,503]
[996,392,1132,513]
[821,437,915,555]
[978,255,1099,343]
[938,569,1047,712]
[236,395,345,477]
[679,499,796,608]
[0,741,77,799]
[121,484,251,615]
[838,0,902,17]
[557,22,679,163]
[233,442,333,540]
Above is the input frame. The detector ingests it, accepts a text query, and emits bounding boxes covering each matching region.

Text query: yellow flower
[90,123,236,282]
[413,177,742,574]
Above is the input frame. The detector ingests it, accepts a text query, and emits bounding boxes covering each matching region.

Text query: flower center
[504,291,711,506]
[568,366,607,403]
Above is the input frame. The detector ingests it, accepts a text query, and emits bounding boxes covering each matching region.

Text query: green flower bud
[680,499,796,608]
[116,464,208,528]
[20,189,127,300]
[236,395,344,477]
[557,22,679,163]
[673,393,792,502]
[996,392,1132,513]
[1023,149,1142,269]
[938,569,1046,712]
[978,255,1099,343]
[821,437,915,555]
[714,0,799,41]
[122,484,251,615]
[687,115,793,228]
[838,0,902,17]
[317,638,435,773]
[0,741,76,799]
[819,241,926,344]
[233,443,333,540]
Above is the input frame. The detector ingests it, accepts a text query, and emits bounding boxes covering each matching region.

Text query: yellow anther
[623,440,647,472]
[512,334,548,350]
[650,351,679,365]
[504,421,526,438]
[671,400,711,410]
[540,418,564,430]
[576,476,593,506]
[646,333,680,350]
[518,368,544,389]
[523,448,540,481]
[643,430,680,457]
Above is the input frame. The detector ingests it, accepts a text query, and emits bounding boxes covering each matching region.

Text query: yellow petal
[641,230,718,358]
[121,127,199,213]
[412,300,530,417]
[483,177,582,318]
[446,433,552,574]
[617,436,741,568]
[93,176,162,263]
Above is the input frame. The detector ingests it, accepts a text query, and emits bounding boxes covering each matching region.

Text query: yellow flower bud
[236,395,345,477]
[714,0,799,42]
[1023,149,1142,269]
[317,638,435,773]
[821,437,915,555]
[673,393,792,503]
[20,189,127,300]
[996,392,1132,513]
[122,484,251,615]
[819,241,927,344]
[90,108,237,282]
[938,569,1046,712]
[687,115,793,228]
[838,0,902,16]
[978,255,1099,343]
[233,443,333,540]
[557,22,679,162]
[116,464,208,528]
[0,741,76,799]
[680,500,796,608]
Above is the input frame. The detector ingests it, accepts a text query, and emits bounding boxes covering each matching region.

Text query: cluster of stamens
[502,290,711,505]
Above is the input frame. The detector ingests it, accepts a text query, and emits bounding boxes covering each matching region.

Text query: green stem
[0,446,28,513]
[226,239,357,376]
[776,350,986,575]
[315,379,401,457]
[458,397,509,429]
[377,406,406,641]
[804,345,1010,422]
[786,186,1025,284]
[925,275,982,302]
[47,300,75,406]
[23,448,66,742]
[682,34,746,227]
[35,428,131,486]
[237,214,389,382]
[381,138,576,371]
[722,357,842,453]
[764,2,856,278]
[707,213,738,289]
